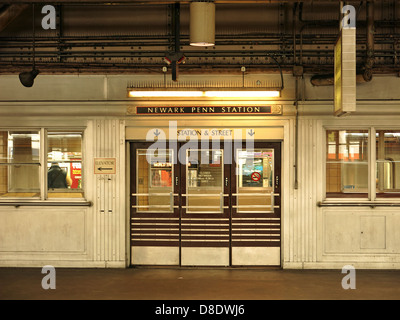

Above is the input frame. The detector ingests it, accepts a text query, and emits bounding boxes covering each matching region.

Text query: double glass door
[130,141,281,266]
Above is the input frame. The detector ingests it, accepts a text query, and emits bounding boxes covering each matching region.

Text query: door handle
[175,176,179,186]
[225,177,229,187]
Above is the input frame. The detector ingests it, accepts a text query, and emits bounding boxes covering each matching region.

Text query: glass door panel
[181,145,230,266]
[131,143,180,266]
[231,143,281,267]
[236,149,275,213]
[186,149,224,213]
[136,149,174,212]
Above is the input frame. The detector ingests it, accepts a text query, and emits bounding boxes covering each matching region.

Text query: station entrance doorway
[130,141,281,266]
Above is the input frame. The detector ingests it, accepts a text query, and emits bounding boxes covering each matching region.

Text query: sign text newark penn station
[137,106,272,115]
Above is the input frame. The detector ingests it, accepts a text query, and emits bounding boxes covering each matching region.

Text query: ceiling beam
[0,4,29,33]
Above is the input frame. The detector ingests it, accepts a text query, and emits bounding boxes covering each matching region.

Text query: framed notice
[94,158,116,174]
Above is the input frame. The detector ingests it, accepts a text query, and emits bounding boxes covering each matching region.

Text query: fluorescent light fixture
[129,91,204,98]
[204,91,280,98]
[128,90,280,98]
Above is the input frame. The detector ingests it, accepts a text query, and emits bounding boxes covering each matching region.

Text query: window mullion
[369,127,376,201]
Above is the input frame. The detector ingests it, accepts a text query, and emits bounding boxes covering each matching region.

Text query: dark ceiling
[0,1,399,79]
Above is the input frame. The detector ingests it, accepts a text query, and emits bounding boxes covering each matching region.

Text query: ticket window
[186,149,223,213]
[136,149,173,212]
[236,149,275,213]
[0,131,41,198]
[47,131,83,198]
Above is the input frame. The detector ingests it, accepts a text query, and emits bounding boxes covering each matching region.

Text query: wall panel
[0,209,86,254]
[286,116,400,269]
[284,118,322,267]
[92,119,126,266]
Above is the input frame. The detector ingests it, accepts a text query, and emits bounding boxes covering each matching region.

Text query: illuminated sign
[130,106,282,115]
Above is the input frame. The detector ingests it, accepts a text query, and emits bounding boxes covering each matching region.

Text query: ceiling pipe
[310,72,373,87]
[311,1,375,86]
[362,0,375,82]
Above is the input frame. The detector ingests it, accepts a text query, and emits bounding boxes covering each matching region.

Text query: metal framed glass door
[180,145,231,266]
[130,142,180,265]
[231,142,281,266]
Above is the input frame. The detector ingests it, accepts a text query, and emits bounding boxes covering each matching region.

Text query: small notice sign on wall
[94,158,116,174]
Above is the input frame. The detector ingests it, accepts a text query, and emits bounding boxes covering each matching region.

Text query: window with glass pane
[326,130,369,197]
[0,131,40,198]
[186,149,223,213]
[136,149,173,212]
[47,131,83,198]
[376,130,400,197]
[236,149,274,212]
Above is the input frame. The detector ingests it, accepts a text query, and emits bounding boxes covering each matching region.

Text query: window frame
[0,127,86,202]
[374,128,400,199]
[324,126,400,202]
[45,129,85,200]
[0,128,42,200]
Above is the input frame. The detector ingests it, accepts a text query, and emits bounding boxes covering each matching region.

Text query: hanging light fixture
[19,4,39,87]
[190,0,215,47]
